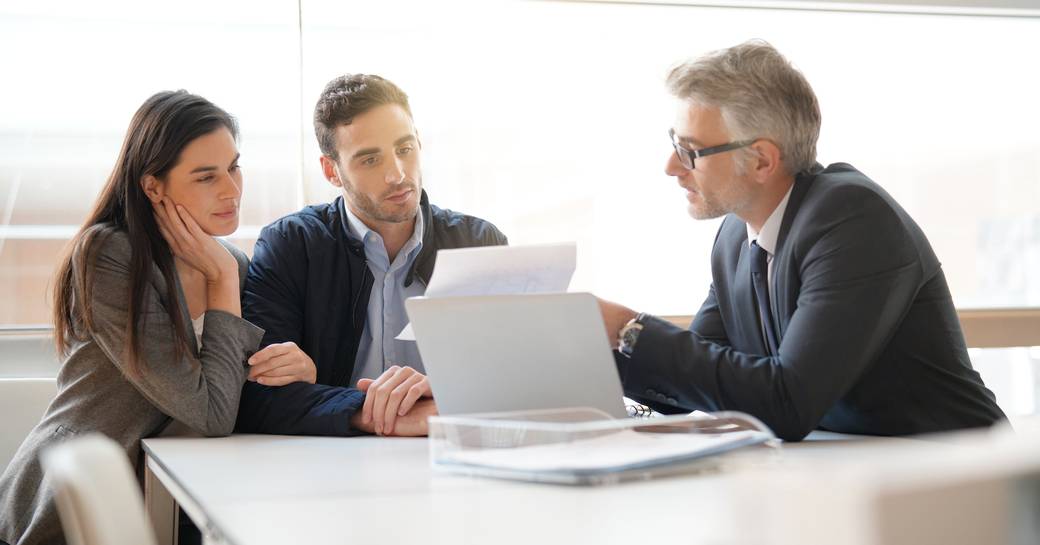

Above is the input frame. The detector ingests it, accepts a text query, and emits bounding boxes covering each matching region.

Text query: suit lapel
[774,164,819,253]
[770,164,822,341]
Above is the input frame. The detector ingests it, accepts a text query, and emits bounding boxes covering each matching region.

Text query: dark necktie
[749,241,779,355]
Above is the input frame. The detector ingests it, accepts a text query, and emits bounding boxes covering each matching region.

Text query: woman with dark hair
[0,90,263,545]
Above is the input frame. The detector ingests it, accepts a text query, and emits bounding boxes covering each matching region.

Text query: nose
[665,149,687,177]
[220,170,243,199]
[385,157,406,185]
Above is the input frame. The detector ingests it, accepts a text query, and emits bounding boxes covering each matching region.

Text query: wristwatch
[617,313,646,358]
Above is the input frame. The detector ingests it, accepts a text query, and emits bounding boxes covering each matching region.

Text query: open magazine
[428,408,778,485]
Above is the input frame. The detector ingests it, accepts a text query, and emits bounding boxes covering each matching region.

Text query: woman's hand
[154,197,237,285]
[154,197,241,316]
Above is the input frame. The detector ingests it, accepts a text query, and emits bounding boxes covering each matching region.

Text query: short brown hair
[313,74,412,160]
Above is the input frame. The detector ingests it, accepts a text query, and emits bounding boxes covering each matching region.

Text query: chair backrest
[40,434,157,545]
[0,329,60,473]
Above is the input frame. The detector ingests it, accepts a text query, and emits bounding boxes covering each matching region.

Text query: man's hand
[349,398,437,437]
[355,366,432,435]
[596,296,639,349]
[247,342,318,386]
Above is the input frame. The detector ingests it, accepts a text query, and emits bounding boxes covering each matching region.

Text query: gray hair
[666,40,821,175]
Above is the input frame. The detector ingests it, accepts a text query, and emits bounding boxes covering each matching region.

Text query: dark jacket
[618,163,1005,441]
[235,191,507,436]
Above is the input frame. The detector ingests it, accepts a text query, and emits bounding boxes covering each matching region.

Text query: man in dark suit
[598,40,1005,441]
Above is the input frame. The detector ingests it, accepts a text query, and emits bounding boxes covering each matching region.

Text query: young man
[236,74,506,437]
[598,41,1005,441]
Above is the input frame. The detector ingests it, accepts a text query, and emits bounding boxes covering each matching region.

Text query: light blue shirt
[343,202,426,386]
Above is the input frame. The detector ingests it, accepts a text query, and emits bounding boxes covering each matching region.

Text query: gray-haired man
[598,40,1004,441]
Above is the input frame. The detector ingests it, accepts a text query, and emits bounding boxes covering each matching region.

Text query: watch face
[619,321,643,356]
[622,326,640,346]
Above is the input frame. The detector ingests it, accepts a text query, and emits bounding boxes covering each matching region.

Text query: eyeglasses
[669,128,757,170]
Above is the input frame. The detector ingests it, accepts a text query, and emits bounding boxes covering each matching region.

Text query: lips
[213,208,238,218]
[385,188,414,203]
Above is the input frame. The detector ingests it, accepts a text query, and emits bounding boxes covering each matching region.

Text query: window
[298,0,1040,313]
[0,0,300,324]
[2,0,1038,415]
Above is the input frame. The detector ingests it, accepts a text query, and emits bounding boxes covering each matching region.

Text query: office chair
[41,433,158,545]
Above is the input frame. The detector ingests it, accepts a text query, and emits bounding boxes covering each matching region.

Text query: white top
[746,185,794,300]
[191,314,204,350]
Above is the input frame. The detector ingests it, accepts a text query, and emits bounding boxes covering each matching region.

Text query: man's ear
[750,139,783,183]
[320,155,343,188]
[140,175,164,203]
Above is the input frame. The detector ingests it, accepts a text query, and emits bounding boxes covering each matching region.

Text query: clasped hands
[247,343,435,437]
[351,365,436,437]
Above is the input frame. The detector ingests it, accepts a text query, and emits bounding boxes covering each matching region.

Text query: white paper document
[438,428,768,474]
[424,242,576,297]
[397,243,577,340]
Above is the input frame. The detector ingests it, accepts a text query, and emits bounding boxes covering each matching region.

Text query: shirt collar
[401,203,425,258]
[342,200,375,244]
[746,184,794,256]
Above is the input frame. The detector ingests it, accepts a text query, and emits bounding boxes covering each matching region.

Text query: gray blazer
[0,230,264,545]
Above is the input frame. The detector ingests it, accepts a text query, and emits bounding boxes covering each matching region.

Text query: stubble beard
[687,194,726,220]
[343,176,422,225]
[686,170,756,220]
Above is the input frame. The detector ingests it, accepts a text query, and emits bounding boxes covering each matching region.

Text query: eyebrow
[674,133,705,148]
[189,153,240,174]
[394,134,417,147]
[350,135,417,160]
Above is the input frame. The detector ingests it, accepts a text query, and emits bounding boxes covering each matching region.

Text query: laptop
[404,292,629,419]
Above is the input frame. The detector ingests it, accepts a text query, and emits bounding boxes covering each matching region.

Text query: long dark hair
[52,90,238,376]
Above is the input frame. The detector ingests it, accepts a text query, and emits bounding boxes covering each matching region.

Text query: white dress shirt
[746,185,794,304]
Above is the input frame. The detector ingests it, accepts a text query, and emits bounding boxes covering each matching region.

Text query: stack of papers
[436,428,771,484]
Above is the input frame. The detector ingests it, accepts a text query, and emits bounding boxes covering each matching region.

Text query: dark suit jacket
[618,163,1005,441]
